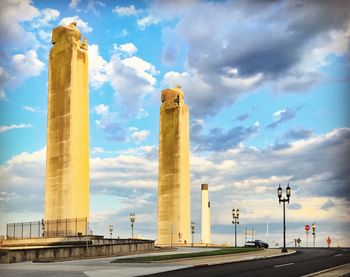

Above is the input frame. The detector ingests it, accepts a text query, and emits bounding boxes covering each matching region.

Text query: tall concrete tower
[44,22,89,235]
[157,86,190,245]
[201,184,211,243]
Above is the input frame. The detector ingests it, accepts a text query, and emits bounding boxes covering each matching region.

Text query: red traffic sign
[305,224,310,231]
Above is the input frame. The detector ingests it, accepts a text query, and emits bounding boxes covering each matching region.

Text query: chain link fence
[6,217,87,239]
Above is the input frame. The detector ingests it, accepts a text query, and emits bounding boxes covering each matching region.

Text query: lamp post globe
[277,185,282,200]
[191,222,195,247]
[130,212,135,238]
[108,225,113,239]
[286,184,291,200]
[232,208,240,247]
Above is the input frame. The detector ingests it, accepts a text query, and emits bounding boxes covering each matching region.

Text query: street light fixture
[130,212,135,239]
[178,232,182,243]
[312,223,316,247]
[277,183,291,253]
[191,222,196,247]
[108,224,113,239]
[232,208,240,247]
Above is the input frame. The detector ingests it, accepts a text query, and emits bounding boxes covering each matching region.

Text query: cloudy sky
[0,0,349,247]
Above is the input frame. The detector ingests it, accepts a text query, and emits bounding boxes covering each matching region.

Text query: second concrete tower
[157,86,190,245]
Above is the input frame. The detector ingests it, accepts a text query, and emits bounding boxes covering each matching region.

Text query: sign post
[305,224,310,247]
[312,223,316,247]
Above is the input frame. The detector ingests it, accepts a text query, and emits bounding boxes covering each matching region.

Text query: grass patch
[113,247,261,263]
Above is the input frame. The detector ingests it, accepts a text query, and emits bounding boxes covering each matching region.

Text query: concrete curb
[301,263,350,277]
[189,250,297,268]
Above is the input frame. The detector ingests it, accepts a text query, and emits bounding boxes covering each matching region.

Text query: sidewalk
[0,247,295,277]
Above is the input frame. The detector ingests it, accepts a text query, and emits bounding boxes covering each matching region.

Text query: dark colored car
[245,240,269,248]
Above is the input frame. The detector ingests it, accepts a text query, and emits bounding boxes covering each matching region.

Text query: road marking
[334,254,343,257]
[274,262,295,268]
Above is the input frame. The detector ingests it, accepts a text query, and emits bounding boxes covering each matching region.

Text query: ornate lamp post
[277,183,291,253]
[312,223,316,247]
[130,212,135,239]
[108,224,113,239]
[191,222,196,247]
[232,208,240,247]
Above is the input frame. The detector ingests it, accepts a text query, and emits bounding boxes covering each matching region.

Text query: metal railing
[6,217,87,239]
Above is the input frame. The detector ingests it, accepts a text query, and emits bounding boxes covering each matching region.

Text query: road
[147,248,350,277]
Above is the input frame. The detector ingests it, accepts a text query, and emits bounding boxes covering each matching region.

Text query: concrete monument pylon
[44,22,89,235]
[157,86,190,245]
[201,184,211,244]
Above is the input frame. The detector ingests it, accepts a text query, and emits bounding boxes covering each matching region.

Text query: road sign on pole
[312,223,316,247]
[305,225,310,247]
[327,236,331,248]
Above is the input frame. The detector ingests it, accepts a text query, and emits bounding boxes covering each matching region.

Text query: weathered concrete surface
[45,21,89,235]
[0,239,154,263]
[201,184,210,243]
[157,86,190,245]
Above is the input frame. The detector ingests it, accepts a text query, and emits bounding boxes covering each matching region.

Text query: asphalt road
[147,248,350,277]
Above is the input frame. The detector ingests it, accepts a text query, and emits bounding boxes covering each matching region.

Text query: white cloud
[11,49,45,80]
[163,69,260,117]
[33,8,60,28]
[85,42,158,116]
[0,0,40,49]
[129,127,150,143]
[117,29,128,38]
[88,44,108,89]
[115,43,138,57]
[151,0,350,116]
[94,104,109,115]
[106,54,158,116]
[23,106,36,112]
[91,147,105,154]
[69,0,80,9]
[59,16,93,33]
[112,5,138,16]
[0,124,31,133]
[0,67,7,100]
[38,30,51,42]
[137,15,159,30]
[273,109,286,120]
[0,89,5,100]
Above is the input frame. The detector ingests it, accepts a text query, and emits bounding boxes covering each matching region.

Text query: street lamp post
[277,183,291,253]
[108,225,113,239]
[178,232,182,243]
[232,209,240,247]
[130,212,135,239]
[191,222,196,247]
[312,223,316,248]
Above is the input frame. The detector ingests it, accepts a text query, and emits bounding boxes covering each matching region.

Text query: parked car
[255,240,269,248]
[245,240,269,248]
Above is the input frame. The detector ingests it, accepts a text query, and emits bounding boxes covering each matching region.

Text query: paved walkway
[0,247,292,277]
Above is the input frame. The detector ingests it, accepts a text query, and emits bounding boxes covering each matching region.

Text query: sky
[0,0,349,247]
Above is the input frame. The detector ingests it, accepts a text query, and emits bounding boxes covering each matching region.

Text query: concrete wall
[0,240,154,264]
